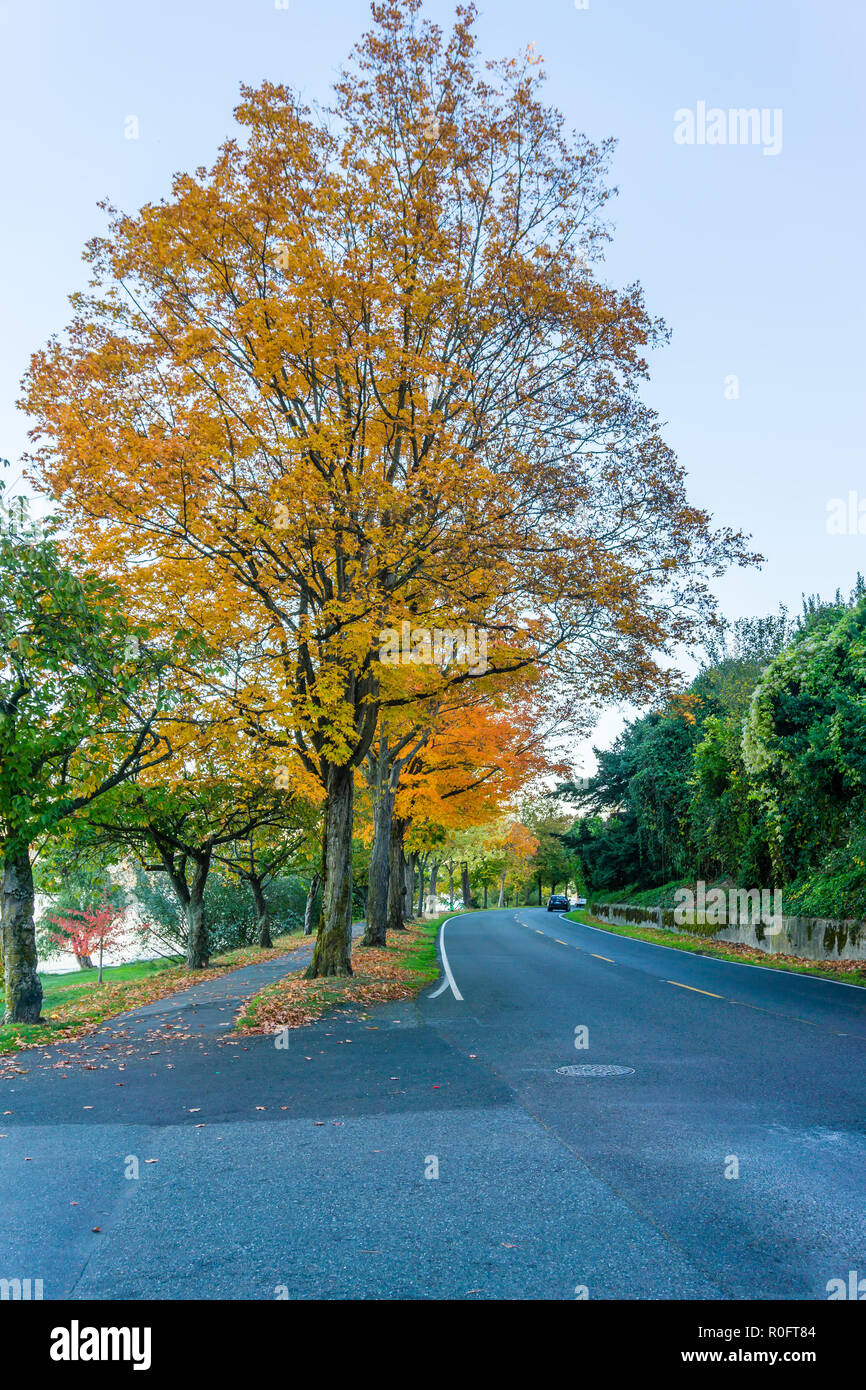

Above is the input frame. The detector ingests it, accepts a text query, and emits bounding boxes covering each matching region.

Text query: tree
[743,595,866,884]
[0,486,173,1022]
[303,871,321,937]
[490,819,539,906]
[34,841,128,968]
[46,904,131,983]
[361,714,435,946]
[215,806,319,948]
[23,0,755,980]
[561,594,865,902]
[78,759,314,968]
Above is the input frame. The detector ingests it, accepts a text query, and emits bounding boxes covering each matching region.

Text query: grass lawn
[564,908,866,988]
[0,932,311,1058]
[235,911,460,1034]
[42,956,184,1001]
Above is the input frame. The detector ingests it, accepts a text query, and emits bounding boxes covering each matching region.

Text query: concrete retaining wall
[587,901,866,962]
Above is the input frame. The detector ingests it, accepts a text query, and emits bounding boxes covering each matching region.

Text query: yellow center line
[555,939,569,946]
[591,953,614,963]
[668,980,724,998]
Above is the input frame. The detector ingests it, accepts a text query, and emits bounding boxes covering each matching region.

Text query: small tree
[46,904,130,982]
[35,841,127,967]
[215,806,319,948]
[81,764,317,969]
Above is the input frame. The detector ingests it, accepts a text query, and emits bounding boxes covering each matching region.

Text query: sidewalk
[107,923,366,1040]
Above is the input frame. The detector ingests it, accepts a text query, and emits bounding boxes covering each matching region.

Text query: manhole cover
[555,1064,635,1077]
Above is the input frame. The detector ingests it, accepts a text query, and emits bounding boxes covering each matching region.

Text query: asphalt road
[1,908,864,1300]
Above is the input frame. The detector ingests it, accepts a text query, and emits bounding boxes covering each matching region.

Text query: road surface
[1,908,864,1300]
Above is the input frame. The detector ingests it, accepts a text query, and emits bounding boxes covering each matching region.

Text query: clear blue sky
[1,0,863,758]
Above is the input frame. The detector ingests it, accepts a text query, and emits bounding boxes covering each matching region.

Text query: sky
[1,0,863,769]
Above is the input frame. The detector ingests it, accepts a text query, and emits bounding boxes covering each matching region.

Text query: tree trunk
[417,856,427,918]
[304,871,320,935]
[308,763,354,977]
[156,840,211,970]
[387,817,408,933]
[461,862,474,910]
[405,852,417,922]
[497,869,506,908]
[75,952,95,970]
[1,846,43,1023]
[483,882,488,908]
[185,854,211,969]
[250,873,272,948]
[346,856,354,956]
[427,860,440,915]
[363,782,394,947]
[448,864,455,909]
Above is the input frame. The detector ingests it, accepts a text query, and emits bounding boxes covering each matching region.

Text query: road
[1,908,864,1300]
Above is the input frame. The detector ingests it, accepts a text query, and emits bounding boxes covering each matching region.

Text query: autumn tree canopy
[21,0,755,977]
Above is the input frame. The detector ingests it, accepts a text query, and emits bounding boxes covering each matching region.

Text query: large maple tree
[22,0,755,976]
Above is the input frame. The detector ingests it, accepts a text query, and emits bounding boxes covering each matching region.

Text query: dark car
[546,894,569,912]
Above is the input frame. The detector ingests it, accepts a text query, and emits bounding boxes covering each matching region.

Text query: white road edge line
[428,915,464,1001]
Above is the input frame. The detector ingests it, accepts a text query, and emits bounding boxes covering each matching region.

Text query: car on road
[546,894,570,912]
[574,896,587,909]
